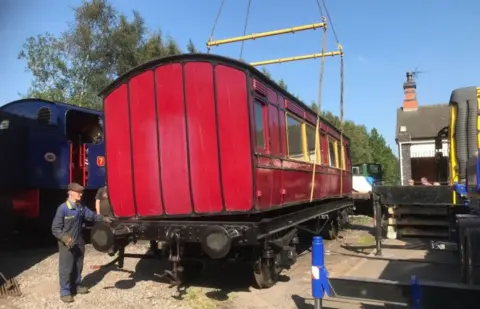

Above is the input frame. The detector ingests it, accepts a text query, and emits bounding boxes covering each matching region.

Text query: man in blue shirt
[51,182,112,303]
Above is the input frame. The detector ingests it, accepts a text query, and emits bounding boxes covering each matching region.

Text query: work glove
[60,235,74,248]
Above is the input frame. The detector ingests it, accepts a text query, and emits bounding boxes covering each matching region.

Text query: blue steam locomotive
[0,98,106,237]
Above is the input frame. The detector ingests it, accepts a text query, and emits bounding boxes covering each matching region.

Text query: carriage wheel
[252,257,281,289]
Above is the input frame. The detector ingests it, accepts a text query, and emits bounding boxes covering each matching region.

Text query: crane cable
[309,0,344,202]
[206,0,226,54]
[239,0,252,60]
[206,0,344,200]
[322,0,345,197]
[339,48,344,196]
[309,14,327,202]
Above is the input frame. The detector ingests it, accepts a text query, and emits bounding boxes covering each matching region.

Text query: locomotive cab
[65,109,104,186]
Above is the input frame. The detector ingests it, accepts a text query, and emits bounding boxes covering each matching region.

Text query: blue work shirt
[51,199,103,245]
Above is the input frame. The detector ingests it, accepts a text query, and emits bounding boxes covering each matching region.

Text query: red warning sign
[96,156,105,167]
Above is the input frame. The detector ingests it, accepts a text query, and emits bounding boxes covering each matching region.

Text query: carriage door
[65,110,103,186]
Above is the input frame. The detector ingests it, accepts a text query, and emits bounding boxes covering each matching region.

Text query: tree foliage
[18,0,196,109]
[319,109,399,185]
[256,70,399,184]
[260,67,302,99]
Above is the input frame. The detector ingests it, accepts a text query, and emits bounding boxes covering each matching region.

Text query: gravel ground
[0,215,375,309]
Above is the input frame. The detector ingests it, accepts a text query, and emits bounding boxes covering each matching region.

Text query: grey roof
[395,103,450,141]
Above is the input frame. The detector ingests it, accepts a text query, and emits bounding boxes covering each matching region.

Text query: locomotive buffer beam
[329,276,480,308]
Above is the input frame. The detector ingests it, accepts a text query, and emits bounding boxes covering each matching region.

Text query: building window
[254,101,266,149]
[306,124,319,163]
[352,166,360,175]
[286,114,303,160]
[328,137,337,167]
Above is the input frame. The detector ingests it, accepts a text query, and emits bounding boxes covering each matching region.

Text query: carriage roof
[99,53,349,141]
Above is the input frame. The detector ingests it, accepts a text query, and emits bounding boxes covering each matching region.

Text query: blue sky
[1,0,480,151]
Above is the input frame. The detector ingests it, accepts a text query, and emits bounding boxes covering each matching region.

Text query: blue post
[312,236,330,309]
[411,275,422,309]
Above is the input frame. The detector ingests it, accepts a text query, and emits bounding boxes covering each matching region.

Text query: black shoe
[60,295,74,303]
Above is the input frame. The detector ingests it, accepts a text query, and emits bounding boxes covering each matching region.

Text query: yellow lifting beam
[250,50,342,67]
[207,22,326,48]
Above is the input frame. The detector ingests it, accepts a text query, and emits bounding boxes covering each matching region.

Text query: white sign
[311,266,320,280]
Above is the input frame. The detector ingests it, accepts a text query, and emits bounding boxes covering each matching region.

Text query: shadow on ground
[0,229,58,280]
[80,244,309,305]
[0,219,98,281]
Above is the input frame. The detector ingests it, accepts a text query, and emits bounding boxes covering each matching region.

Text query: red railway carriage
[93,53,354,288]
[101,53,352,218]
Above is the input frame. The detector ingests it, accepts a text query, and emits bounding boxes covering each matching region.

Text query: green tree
[261,67,272,79]
[315,105,399,184]
[187,39,198,53]
[18,0,197,109]
[260,67,289,91]
[368,128,400,185]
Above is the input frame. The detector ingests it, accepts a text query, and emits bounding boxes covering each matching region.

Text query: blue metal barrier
[311,236,330,309]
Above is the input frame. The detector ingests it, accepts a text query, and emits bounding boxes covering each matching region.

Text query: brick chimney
[402,71,418,111]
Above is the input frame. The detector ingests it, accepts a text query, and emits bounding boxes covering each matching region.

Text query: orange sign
[96,156,105,167]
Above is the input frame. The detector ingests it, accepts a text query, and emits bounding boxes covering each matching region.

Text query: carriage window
[328,138,337,167]
[306,124,319,163]
[66,110,104,145]
[286,114,303,160]
[254,101,266,149]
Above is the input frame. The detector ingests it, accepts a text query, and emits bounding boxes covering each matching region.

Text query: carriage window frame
[328,136,338,168]
[285,112,305,161]
[253,100,268,153]
[305,123,320,164]
[345,144,351,170]
[338,142,346,170]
